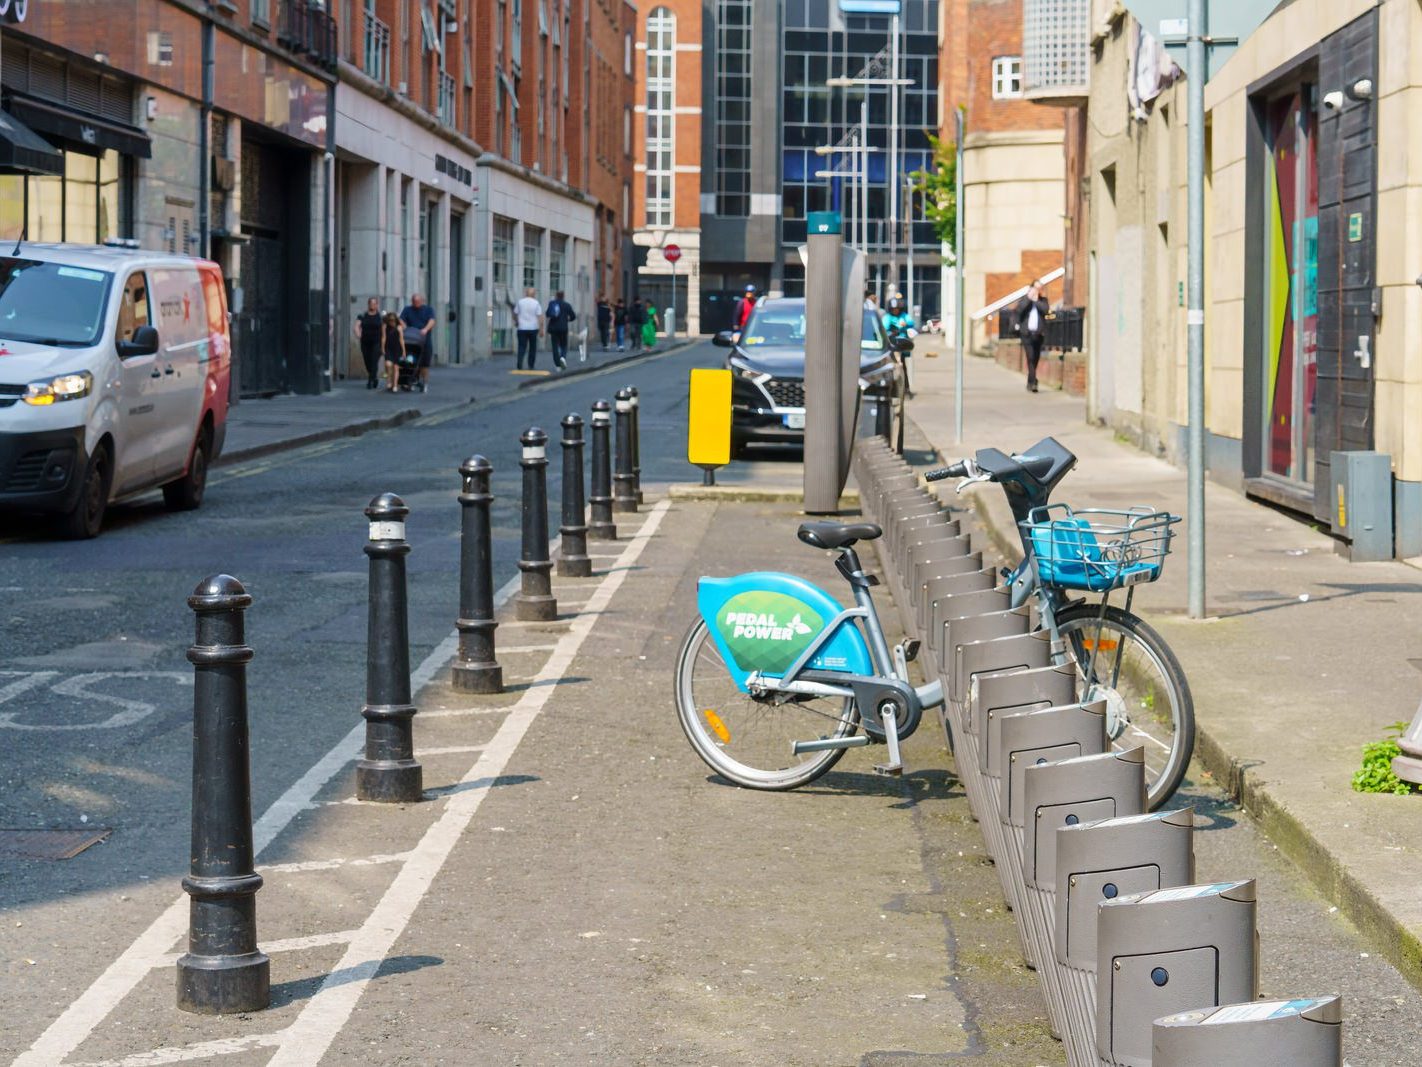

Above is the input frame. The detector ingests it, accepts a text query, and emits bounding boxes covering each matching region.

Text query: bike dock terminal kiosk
[687,367,731,485]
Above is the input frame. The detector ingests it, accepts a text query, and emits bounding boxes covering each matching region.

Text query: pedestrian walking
[864,290,878,313]
[596,295,613,350]
[628,299,647,352]
[545,290,577,370]
[399,293,436,393]
[381,311,406,393]
[641,300,660,351]
[515,287,544,370]
[613,298,628,351]
[1015,279,1049,393]
[354,297,384,389]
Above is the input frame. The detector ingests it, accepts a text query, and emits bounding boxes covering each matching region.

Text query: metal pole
[177,575,269,1014]
[613,388,637,512]
[357,493,422,803]
[905,175,915,319]
[803,216,845,513]
[887,12,900,298]
[514,427,558,621]
[452,455,503,694]
[588,400,618,539]
[1187,0,1206,619]
[954,107,966,444]
[558,413,592,577]
[860,102,868,253]
[627,384,643,503]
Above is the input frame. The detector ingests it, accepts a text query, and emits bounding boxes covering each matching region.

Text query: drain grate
[0,828,112,860]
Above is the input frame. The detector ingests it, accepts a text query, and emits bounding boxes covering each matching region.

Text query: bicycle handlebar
[923,461,968,482]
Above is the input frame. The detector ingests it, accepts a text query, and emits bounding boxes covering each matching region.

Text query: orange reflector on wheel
[704,709,730,743]
[1080,638,1120,652]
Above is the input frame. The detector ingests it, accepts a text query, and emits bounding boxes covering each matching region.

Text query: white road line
[417,707,512,720]
[67,1032,287,1067]
[13,555,540,1066]
[263,852,412,875]
[415,744,487,757]
[264,501,669,1066]
[496,643,559,654]
[156,930,357,967]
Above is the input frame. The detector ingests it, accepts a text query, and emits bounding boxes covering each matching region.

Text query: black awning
[0,108,63,175]
[7,94,152,159]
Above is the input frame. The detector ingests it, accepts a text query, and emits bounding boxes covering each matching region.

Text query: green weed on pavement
[1352,721,1419,796]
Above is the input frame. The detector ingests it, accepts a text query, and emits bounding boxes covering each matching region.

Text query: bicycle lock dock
[851,435,1346,1067]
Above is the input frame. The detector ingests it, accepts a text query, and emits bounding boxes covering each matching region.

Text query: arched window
[645,7,675,227]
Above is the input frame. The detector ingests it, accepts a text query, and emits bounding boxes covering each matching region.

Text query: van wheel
[58,447,111,540]
[163,431,209,511]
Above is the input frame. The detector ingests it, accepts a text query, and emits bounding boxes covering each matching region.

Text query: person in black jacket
[545,291,577,370]
[596,295,612,350]
[628,299,647,352]
[1015,279,1050,393]
[613,298,629,351]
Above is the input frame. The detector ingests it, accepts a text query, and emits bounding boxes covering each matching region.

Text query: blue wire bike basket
[1022,504,1180,592]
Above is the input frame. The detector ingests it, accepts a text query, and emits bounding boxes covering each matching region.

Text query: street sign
[663,244,681,264]
[1121,0,1283,80]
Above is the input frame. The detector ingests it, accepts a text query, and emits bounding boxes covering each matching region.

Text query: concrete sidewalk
[217,338,697,466]
[906,336,1422,988]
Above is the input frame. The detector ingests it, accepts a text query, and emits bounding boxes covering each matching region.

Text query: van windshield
[0,258,112,346]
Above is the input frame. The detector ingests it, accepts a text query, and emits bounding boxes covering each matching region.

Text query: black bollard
[558,414,593,577]
[613,387,638,513]
[356,493,423,803]
[178,574,269,1015]
[588,399,618,540]
[452,456,503,693]
[627,384,644,504]
[514,427,558,620]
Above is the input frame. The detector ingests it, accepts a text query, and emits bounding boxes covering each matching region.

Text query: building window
[644,7,675,228]
[714,0,753,217]
[549,233,567,292]
[992,56,1023,99]
[492,216,515,288]
[251,0,270,25]
[523,225,543,290]
[9,149,128,245]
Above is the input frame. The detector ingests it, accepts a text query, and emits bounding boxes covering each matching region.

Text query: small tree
[910,133,958,263]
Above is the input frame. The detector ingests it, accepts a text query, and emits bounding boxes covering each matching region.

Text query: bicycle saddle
[797,521,882,550]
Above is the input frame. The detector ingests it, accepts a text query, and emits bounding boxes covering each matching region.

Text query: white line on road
[13,563,535,1066]
[414,744,488,757]
[264,500,669,1066]
[262,852,412,875]
[417,706,513,720]
[156,930,357,967]
[67,1032,287,1067]
[495,643,559,654]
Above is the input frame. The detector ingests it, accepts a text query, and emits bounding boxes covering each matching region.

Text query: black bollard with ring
[356,493,423,803]
[613,387,638,513]
[558,414,593,577]
[627,384,644,504]
[514,427,559,620]
[588,399,618,540]
[452,456,504,693]
[178,574,270,1015]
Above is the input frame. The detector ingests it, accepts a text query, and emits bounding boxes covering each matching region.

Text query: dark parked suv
[713,296,905,455]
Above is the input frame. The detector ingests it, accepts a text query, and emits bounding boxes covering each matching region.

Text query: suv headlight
[729,356,771,385]
[23,370,93,405]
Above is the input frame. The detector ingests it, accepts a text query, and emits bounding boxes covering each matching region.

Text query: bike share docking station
[846,434,1347,1065]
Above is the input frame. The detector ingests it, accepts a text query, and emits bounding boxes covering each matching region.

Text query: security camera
[1348,78,1373,100]
[1321,90,1344,111]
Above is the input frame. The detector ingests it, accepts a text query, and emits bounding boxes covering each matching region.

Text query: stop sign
[663,244,681,264]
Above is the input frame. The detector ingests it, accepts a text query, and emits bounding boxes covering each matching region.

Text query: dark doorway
[449,211,464,362]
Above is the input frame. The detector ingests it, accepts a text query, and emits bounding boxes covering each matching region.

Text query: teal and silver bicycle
[674,520,943,790]
[925,438,1195,808]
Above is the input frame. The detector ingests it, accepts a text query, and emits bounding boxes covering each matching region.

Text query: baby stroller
[395,327,424,391]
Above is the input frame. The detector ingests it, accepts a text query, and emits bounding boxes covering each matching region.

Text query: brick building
[940,0,1066,351]
[631,0,701,333]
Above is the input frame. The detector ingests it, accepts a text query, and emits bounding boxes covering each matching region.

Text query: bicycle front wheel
[673,617,859,790]
[1056,604,1195,810]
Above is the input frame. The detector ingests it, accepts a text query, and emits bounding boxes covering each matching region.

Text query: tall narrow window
[991,56,1023,99]
[644,7,675,228]
[715,0,752,216]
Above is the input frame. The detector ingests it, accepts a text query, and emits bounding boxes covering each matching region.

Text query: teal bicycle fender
[697,572,874,693]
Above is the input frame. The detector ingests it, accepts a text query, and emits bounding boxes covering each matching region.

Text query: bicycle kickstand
[873,703,904,777]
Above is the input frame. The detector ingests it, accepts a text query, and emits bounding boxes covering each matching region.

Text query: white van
[0,244,232,537]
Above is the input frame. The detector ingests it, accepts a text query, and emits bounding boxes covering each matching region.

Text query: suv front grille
[766,379,804,409]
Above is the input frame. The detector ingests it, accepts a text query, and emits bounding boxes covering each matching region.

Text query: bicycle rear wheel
[1056,604,1194,810]
[673,617,859,790]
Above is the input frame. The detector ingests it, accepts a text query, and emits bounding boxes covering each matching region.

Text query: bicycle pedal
[873,763,904,777]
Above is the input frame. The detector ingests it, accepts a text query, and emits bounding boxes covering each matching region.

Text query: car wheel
[163,430,210,511]
[58,446,111,540]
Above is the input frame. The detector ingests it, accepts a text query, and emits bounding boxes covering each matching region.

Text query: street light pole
[954,107,965,445]
[1186,0,1206,619]
[859,101,868,253]
[887,12,900,298]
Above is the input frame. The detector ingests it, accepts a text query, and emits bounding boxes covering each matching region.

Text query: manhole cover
[0,828,112,860]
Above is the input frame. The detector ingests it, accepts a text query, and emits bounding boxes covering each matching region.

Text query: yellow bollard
[687,368,732,485]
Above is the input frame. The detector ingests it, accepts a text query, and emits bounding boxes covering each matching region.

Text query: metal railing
[279,0,339,71]
[997,305,1085,352]
[363,13,391,84]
